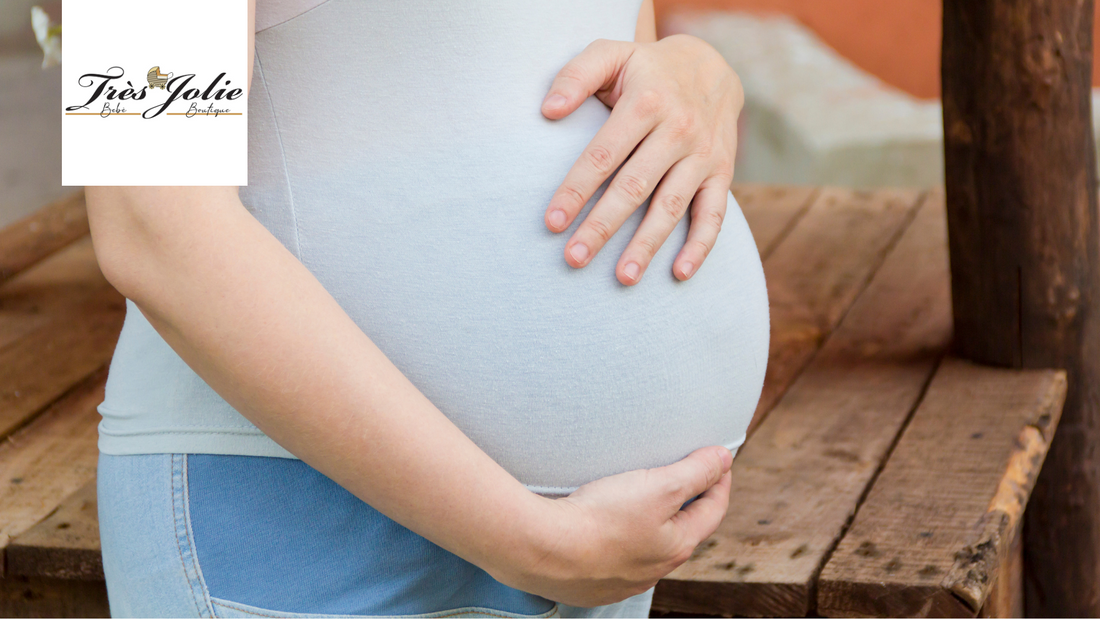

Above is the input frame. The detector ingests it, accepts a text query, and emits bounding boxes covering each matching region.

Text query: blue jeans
[96,453,654,618]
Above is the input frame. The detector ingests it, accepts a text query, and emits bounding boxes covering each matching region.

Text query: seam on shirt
[95,408,266,434]
[98,427,270,436]
[255,0,335,34]
[255,47,305,260]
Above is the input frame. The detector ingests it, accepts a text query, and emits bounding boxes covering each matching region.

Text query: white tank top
[96,0,770,495]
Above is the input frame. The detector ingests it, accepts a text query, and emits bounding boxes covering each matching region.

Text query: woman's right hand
[493,446,734,608]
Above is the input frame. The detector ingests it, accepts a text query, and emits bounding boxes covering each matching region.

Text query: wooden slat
[0,191,89,286]
[817,359,1067,617]
[943,2,1100,613]
[751,187,924,432]
[0,234,110,352]
[0,368,105,576]
[731,183,818,259]
[0,237,125,441]
[978,532,1023,618]
[0,576,108,617]
[7,479,101,581]
[654,191,952,617]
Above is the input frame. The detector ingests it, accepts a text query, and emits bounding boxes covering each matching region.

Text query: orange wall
[655,0,1100,100]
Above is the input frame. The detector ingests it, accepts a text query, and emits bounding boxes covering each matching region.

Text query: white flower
[31,6,62,69]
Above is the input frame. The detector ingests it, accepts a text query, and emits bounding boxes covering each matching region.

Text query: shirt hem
[523,435,747,497]
[98,427,300,460]
[98,428,747,499]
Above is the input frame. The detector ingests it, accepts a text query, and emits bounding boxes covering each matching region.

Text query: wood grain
[817,359,1067,617]
[0,236,110,353]
[0,191,89,286]
[731,183,818,259]
[750,187,924,433]
[7,480,102,581]
[978,532,1023,618]
[942,1,1100,615]
[653,191,952,617]
[0,368,105,577]
[0,238,125,441]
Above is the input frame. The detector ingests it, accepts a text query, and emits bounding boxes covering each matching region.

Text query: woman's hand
[89,181,736,611]
[541,34,744,286]
[490,446,734,608]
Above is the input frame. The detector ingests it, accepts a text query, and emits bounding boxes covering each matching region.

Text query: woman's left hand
[541,34,744,286]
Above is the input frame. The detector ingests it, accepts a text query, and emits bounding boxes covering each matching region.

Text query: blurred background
[1,0,63,228]
[3,0,1099,225]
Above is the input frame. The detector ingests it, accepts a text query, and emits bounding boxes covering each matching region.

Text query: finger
[673,174,731,281]
[615,156,709,285]
[564,130,686,269]
[670,470,732,547]
[655,446,733,508]
[541,39,637,120]
[545,101,659,236]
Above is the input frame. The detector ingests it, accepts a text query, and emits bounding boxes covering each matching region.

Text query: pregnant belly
[291,154,770,494]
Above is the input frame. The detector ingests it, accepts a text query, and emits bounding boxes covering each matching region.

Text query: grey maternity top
[96,0,770,495]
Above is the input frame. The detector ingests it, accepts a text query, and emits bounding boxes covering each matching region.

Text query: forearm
[85,185,553,580]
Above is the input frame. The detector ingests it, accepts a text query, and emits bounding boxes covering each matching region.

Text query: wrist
[481,492,584,593]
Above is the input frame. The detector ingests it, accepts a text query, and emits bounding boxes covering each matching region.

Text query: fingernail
[544,94,567,108]
[549,209,567,230]
[623,261,640,281]
[680,262,695,278]
[569,242,589,264]
[719,447,733,469]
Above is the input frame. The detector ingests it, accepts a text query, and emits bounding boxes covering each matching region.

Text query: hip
[96,451,653,618]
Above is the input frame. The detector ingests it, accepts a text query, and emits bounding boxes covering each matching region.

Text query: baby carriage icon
[147,66,173,90]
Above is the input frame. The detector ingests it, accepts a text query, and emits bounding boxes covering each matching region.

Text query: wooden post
[941,0,1100,615]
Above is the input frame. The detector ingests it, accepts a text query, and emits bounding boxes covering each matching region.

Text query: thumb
[671,470,732,547]
[541,39,637,120]
[655,446,734,507]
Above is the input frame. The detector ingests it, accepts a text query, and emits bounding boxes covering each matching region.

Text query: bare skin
[545,1,744,286]
[86,0,742,608]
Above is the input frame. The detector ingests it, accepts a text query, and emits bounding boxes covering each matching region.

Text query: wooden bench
[0,186,1065,617]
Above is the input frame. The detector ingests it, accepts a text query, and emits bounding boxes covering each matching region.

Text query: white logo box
[62,0,248,186]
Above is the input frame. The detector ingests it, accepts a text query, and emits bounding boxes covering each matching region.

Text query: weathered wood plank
[817,359,1067,618]
[978,532,1023,619]
[749,187,924,433]
[0,368,105,577]
[942,1,1100,614]
[0,236,110,353]
[731,183,817,259]
[653,191,952,617]
[8,480,101,581]
[0,575,108,618]
[0,238,125,441]
[0,191,88,286]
